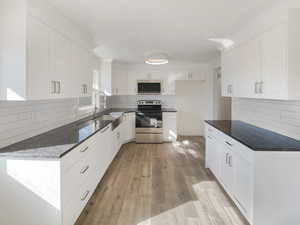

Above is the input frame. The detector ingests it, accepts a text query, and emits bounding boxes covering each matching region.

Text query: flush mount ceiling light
[145,52,169,65]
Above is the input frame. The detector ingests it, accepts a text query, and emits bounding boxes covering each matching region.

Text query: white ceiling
[47,0,278,64]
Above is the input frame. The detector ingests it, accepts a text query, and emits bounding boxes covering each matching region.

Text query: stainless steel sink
[101,113,124,130]
[101,115,115,121]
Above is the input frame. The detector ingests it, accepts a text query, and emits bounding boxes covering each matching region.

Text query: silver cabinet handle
[226,153,229,164]
[82,84,88,94]
[51,81,56,94]
[228,155,233,167]
[225,141,233,147]
[80,146,89,153]
[81,190,90,201]
[56,81,61,94]
[207,136,213,140]
[101,126,110,133]
[227,84,233,94]
[80,165,90,174]
[254,82,258,94]
[259,81,263,94]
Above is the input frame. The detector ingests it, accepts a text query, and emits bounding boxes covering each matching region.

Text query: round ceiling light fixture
[145,52,169,65]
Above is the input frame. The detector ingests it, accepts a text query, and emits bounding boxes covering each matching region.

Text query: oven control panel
[137,100,161,105]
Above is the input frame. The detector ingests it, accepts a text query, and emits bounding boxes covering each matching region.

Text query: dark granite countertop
[205,120,300,151]
[0,114,113,159]
[0,108,177,159]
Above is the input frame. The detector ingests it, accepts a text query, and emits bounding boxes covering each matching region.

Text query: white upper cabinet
[111,67,206,96]
[100,59,113,96]
[260,24,288,99]
[0,1,96,100]
[222,8,300,100]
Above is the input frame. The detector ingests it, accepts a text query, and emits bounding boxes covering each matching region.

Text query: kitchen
[1,0,300,225]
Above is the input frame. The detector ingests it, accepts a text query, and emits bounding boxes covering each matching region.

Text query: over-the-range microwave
[137,80,162,95]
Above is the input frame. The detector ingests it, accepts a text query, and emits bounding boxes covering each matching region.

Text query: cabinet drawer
[61,138,94,172]
[61,151,95,204]
[205,124,222,139]
[62,177,95,225]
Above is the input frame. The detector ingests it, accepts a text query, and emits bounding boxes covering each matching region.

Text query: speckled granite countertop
[0,108,177,159]
[205,120,300,151]
[0,114,112,159]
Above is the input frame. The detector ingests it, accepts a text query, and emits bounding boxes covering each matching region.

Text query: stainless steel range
[135,100,163,143]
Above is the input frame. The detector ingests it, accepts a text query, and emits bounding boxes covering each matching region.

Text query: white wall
[232,98,300,140]
[175,81,208,136]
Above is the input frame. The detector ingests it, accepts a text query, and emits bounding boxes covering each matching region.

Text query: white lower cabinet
[205,122,300,225]
[61,124,113,225]
[205,133,220,178]
[205,123,254,223]
[122,113,136,143]
[163,112,177,142]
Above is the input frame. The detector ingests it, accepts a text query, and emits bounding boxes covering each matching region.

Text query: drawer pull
[81,190,90,201]
[226,153,229,164]
[235,198,247,213]
[101,126,110,133]
[80,165,90,174]
[80,146,89,153]
[228,155,233,167]
[208,136,213,140]
[225,141,233,147]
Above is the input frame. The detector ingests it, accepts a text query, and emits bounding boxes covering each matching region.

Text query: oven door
[135,111,162,129]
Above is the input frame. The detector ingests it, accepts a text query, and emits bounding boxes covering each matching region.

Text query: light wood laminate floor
[75,137,248,225]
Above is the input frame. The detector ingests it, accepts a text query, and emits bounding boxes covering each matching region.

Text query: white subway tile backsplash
[232,98,300,141]
[0,98,97,148]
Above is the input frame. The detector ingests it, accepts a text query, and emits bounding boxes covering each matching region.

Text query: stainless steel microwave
[137,80,162,95]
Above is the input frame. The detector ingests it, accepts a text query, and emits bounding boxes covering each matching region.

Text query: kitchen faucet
[93,90,107,119]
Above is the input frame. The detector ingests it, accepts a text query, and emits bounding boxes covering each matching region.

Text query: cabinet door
[27,16,52,100]
[236,39,261,98]
[122,113,136,143]
[205,135,220,178]
[234,154,253,220]
[219,146,234,193]
[163,112,177,142]
[221,49,236,97]
[49,29,72,98]
[112,67,128,95]
[100,60,113,96]
[260,24,288,100]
